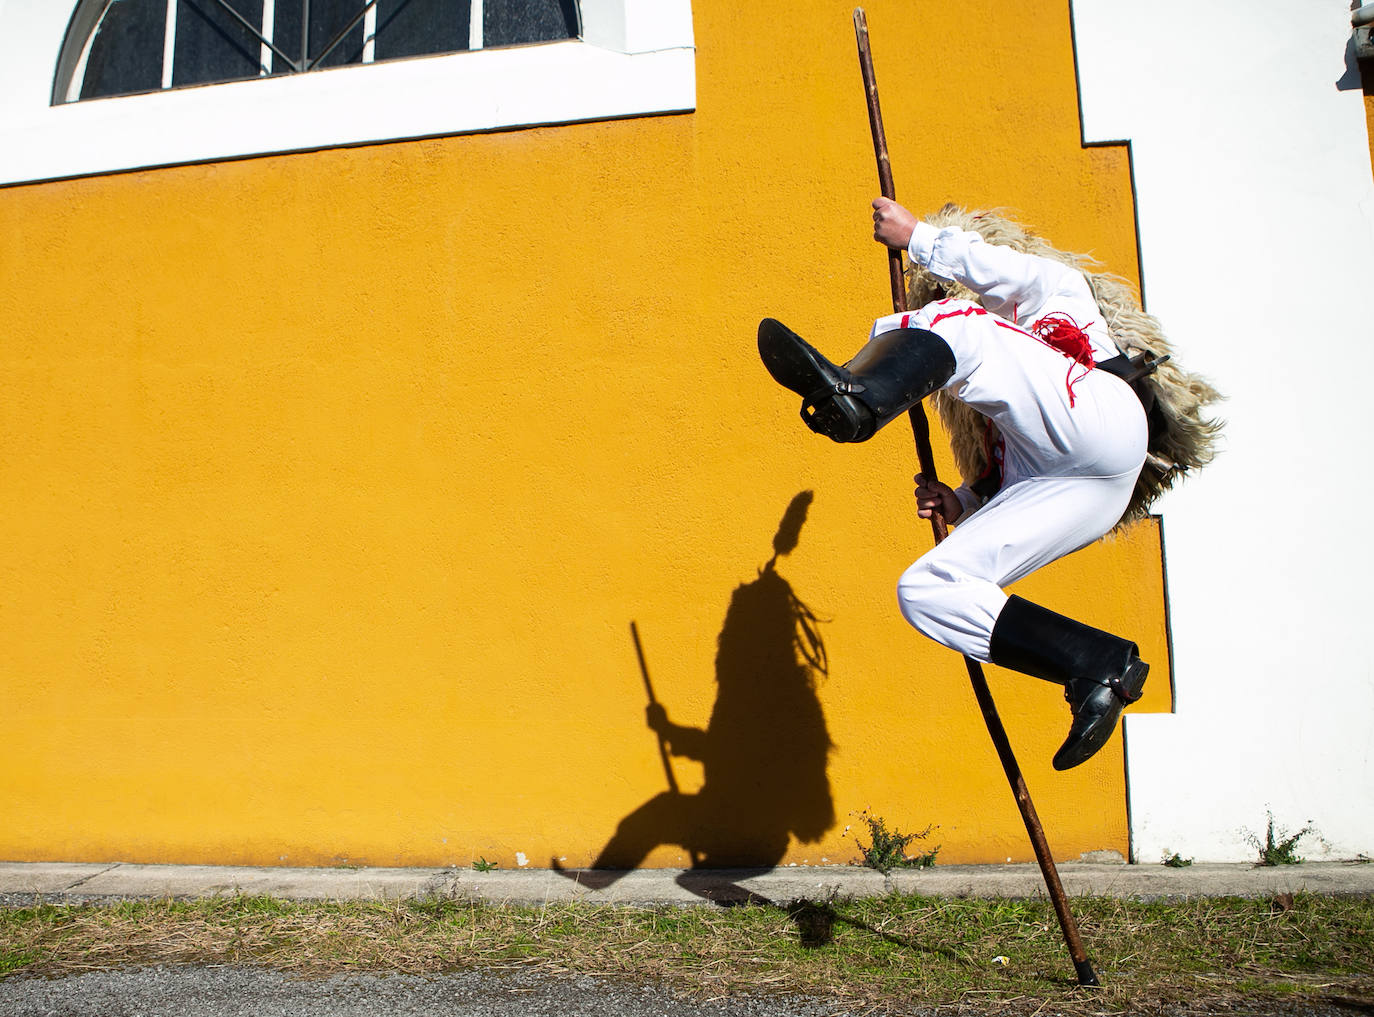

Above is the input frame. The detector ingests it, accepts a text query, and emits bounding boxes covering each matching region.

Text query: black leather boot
[987,595,1149,771]
[757,318,956,442]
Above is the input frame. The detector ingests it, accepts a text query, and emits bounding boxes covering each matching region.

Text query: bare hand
[872,197,917,250]
[914,473,961,523]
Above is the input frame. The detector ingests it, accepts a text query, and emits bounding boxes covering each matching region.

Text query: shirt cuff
[907,221,941,268]
[953,484,983,523]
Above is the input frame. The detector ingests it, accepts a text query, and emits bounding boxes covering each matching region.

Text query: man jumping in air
[758,197,1219,770]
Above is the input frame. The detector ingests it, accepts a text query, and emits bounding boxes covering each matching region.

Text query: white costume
[884,223,1148,661]
[756,207,1206,768]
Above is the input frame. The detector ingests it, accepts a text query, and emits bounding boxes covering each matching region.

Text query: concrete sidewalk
[3,858,1373,907]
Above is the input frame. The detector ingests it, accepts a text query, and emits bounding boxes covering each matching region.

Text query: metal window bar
[306,1,377,70]
[196,0,383,74]
[161,0,177,87]
[70,0,489,100]
[259,0,276,74]
[204,0,303,71]
[361,2,376,63]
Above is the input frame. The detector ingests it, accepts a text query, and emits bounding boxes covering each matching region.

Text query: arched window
[57,0,581,103]
[0,0,693,185]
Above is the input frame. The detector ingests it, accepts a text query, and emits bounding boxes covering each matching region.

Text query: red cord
[1029,313,1096,407]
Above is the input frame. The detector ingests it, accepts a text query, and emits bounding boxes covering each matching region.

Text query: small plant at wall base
[1244,811,1316,866]
[847,809,939,874]
[1162,851,1193,868]
[472,858,497,872]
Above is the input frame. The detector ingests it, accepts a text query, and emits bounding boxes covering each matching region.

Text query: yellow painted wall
[0,0,1170,868]
[1363,60,1374,173]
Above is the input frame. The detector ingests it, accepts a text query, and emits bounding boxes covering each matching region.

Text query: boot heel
[1114,660,1148,704]
[758,318,873,442]
[801,391,871,442]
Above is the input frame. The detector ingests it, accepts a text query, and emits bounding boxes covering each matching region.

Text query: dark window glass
[271,0,368,72]
[80,0,165,99]
[270,1,302,73]
[485,0,577,47]
[68,1,581,102]
[311,0,368,68]
[374,0,468,62]
[172,0,266,87]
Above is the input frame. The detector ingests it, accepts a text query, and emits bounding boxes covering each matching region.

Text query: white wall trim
[0,0,695,185]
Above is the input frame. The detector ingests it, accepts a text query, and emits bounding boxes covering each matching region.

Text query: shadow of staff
[782,899,964,963]
[651,877,964,964]
[556,491,834,891]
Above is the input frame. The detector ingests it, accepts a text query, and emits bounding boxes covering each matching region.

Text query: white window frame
[0,0,695,186]
[56,0,500,102]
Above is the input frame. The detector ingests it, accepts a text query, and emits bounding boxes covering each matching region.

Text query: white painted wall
[1074,0,1374,861]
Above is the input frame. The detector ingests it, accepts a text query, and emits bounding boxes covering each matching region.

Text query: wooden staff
[630,621,679,795]
[852,8,1100,988]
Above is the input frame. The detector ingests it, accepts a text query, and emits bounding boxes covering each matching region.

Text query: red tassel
[1030,313,1095,406]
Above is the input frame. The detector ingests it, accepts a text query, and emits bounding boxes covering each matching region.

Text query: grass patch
[0,946,39,977]
[1,892,1371,1013]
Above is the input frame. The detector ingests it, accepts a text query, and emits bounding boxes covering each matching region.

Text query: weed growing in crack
[1244,811,1315,866]
[847,809,939,874]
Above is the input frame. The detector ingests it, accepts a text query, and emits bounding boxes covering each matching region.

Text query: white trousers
[880,300,1148,661]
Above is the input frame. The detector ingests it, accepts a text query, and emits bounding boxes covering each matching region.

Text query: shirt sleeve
[952,483,983,523]
[908,222,1083,325]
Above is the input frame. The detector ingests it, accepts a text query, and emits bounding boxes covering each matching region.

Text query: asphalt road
[0,966,859,1017]
[6,965,1372,1017]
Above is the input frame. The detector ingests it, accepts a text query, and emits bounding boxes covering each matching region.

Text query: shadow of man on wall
[558,491,835,890]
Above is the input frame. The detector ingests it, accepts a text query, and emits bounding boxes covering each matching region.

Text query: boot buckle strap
[1106,661,1148,704]
[1106,674,1142,703]
[801,381,865,416]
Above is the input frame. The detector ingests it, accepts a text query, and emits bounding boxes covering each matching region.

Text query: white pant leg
[882,299,1149,661]
[896,470,1139,660]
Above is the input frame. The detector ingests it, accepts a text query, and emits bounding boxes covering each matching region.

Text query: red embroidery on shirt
[928,305,988,327]
[925,306,1097,407]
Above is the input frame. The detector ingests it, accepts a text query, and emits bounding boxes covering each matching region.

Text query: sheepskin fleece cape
[909,205,1223,529]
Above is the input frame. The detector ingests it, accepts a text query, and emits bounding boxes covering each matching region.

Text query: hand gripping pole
[852,7,1099,987]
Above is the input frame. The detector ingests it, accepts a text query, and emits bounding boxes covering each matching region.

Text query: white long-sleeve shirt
[905,221,1119,364]
[874,223,1128,522]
